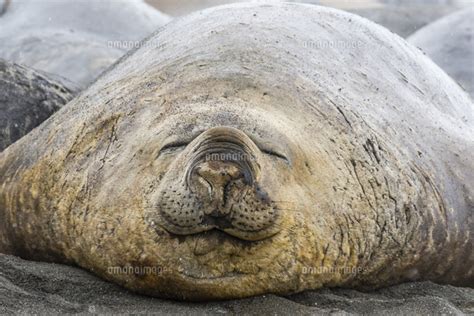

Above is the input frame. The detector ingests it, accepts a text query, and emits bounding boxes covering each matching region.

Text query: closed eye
[157,141,189,156]
[157,134,290,164]
[260,148,290,164]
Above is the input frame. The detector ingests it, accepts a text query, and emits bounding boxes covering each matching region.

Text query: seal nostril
[193,161,244,195]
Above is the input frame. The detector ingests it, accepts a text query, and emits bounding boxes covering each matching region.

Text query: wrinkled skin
[0,3,472,300]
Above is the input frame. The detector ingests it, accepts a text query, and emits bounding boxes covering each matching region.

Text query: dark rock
[0,59,76,151]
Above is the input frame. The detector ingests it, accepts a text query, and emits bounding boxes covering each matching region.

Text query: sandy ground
[1,254,473,315]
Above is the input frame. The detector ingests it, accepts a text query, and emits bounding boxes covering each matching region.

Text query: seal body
[0,59,75,151]
[0,0,170,87]
[408,8,474,98]
[0,3,472,300]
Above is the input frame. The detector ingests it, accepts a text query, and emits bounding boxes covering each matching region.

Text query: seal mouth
[153,206,282,242]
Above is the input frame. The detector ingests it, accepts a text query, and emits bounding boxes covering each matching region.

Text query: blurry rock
[0,0,9,16]
[146,0,244,16]
[0,254,472,314]
[336,0,471,37]
[0,0,171,88]
[408,8,474,98]
[145,0,471,37]
[293,0,471,37]
[0,59,76,151]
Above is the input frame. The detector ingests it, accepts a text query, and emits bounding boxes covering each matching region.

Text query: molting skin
[0,3,472,300]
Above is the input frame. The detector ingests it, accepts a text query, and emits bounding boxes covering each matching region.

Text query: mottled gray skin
[408,8,474,98]
[0,3,472,300]
[0,0,170,88]
[0,59,76,151]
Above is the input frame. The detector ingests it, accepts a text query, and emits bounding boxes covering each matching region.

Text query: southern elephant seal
[0,59,76,151]
[0,0,170,88]
[408,8,474,98]
[0,3,472,300]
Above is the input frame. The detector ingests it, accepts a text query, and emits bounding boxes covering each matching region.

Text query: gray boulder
[145,0,471,37]
[0,59,76,151]
[408,8,474,98]
[339,0,472,37]
[0,0,171,88]
[0,0,8,16]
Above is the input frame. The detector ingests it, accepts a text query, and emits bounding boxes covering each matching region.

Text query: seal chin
[167,229,275,281]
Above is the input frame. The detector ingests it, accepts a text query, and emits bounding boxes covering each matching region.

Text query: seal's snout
[195,161,244,189]
[190,161,244,216]
[150,127,282,241]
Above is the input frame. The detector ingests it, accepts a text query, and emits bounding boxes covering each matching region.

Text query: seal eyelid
[158,141,189,156]
[157,131,206,157]
[260,148,290,164]
[249,135,290,164]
